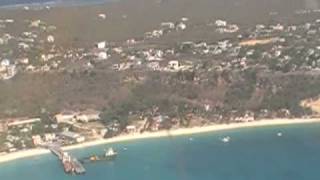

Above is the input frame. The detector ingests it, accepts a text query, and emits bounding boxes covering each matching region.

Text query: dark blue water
[1,123,320,180]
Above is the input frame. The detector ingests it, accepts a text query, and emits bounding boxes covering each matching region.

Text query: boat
[221,136,231,143]
[105,148,118,159]
[277,132,283,137]
[80,148,118,164]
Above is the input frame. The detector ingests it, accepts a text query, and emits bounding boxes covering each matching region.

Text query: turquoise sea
[1,123,320,180]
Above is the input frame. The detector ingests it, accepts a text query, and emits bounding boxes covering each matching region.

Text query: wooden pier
[48,145,86,175]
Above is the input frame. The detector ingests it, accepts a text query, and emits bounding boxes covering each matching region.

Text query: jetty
[48,145,86,175]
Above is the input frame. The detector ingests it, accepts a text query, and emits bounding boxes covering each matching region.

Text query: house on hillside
[215,19,227,27]
[97,51,108,60]
[168,60,180,70]
[47,35,55,43]
[161,22,175,29]
[96,41,106,49]
[176,22,187,31]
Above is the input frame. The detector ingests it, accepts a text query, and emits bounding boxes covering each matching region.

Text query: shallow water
[1,123,320,180]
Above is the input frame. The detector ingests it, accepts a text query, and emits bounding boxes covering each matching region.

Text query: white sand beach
[1,118,320,164]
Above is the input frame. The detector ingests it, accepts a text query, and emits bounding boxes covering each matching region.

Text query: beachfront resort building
[60,131,85,143]
[7,118,41,128]
[55,111,77,124]
[76,110,101,123]
[55,110,101,124]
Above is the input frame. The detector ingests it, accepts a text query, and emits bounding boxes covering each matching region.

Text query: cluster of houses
[0,117,46,152]
[295,8,320,15]
[0,18,63,77]
[167,18,320,74]
[0,109,103,153]
[1,15,320,81]
[145,17,188,39]
[0,106,189,154]
[214,19,239,33]
[110,44,195,72]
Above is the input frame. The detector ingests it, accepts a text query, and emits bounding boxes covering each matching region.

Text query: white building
[96,41,106,49]
[161,22,175,29]
[151,30,164,38]
[181,17,189,22]
[60,131,85,143]
[44,133,56,142]
[47,35,55,43]
[1,59,10,67]
[168,60,180,70]
[126,125,137,133]
[76,110,101,123]
[18,42,30,50]
[55,112,76,123]
[97,51,108,60]
[100,129,108,137]
[29,20,41,27]
[5,19,14,23]
[215,19,227,27]
[176,22,187,31]
[147,62,160,71]
[271,24,284,31]
[98,13,107,19]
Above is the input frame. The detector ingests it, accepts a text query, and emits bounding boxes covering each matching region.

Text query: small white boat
[189,137,194,141]
[105,148,117,158]
[221,136,231,143]
[277,132,283,137]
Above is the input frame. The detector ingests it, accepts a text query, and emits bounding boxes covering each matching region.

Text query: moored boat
[221,136,231,143]
[80,148,118,164]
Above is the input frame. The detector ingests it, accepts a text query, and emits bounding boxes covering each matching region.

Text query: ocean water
[1,123,320,180]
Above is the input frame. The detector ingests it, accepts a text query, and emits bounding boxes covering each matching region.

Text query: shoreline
[1,118,320,164]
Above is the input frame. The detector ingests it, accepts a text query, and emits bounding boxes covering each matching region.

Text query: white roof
[1,59,10,66]
[60,131,81,139]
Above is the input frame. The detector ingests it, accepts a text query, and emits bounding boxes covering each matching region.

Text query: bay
[1,123,320,180]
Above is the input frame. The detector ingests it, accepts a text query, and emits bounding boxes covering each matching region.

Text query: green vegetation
[260,75,320,116]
